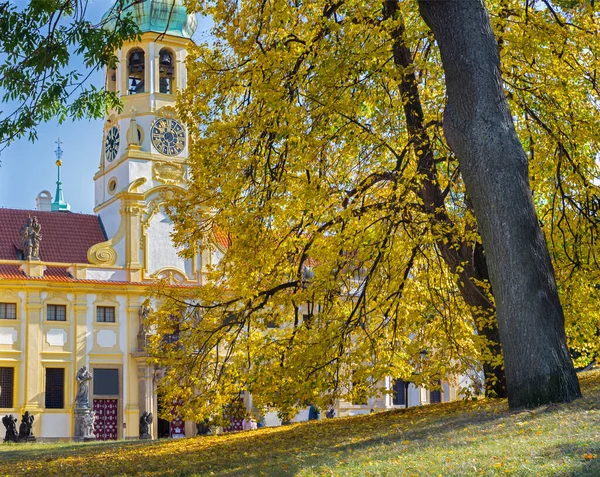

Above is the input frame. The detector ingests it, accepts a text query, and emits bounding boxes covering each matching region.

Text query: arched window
[159,48,175,94]
[127,48,145,94]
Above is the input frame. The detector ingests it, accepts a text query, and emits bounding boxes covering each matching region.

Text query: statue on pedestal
[82,411,96,441]
[74,366,96,441]
[75,366,93,409]
[139,411,153,439]
[18,411,35,442]
[2,415,18,443]
[137,306,150,351]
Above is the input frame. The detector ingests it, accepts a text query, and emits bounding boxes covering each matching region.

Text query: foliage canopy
[0,0,140,151]
[148,0,600,421]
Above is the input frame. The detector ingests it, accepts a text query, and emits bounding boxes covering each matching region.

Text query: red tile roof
[0,264,149,285]
[0,208,106,263]
[212,225,231,250]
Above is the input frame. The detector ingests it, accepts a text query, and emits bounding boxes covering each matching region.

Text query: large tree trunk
[384,0,506,397]
[418,0,581,408]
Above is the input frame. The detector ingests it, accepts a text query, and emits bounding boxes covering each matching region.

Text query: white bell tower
[89,1,199,284]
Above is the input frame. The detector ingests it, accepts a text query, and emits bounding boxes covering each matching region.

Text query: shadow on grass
[2,371,599,477]
[0,438,160,461]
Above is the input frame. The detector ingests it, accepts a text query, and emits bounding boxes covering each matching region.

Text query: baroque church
[0,0,460,441]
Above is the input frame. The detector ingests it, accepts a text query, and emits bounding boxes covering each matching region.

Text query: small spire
[51,138,71,212]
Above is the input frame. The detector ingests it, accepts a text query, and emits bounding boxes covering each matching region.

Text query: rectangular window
[96,306,116,323]
[0,367,14,408]
[0,303,16,320]
[430,389,442,404]
[430,380,442,404]
[47,304,66,321]
[392,378,406,406]
[45,368,65,409]
[93,368,119,396]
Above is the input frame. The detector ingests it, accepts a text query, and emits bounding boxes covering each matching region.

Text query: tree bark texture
[384,0,506,397]
[418,0,581,408]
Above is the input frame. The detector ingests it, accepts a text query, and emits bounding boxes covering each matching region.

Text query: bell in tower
[159,49,175,94]
[128,49,145,94]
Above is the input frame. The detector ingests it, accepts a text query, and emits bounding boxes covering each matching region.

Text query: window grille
[45,368,65,409]
[0,367,14,408]
[47,304,66,321]
[97,306,116,323]
[0,303,16,319]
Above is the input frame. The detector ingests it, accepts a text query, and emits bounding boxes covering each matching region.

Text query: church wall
[0,283,147,440]
[97,200,121,238]
[41,413,71,439]
[146,207,187,278]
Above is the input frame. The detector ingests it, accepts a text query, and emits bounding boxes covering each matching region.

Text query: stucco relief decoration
[141,198,162,229]
[46,328,67,347]
[155,106,178,119]
[87,242,118,266]
[97,329,117,348]
[153,161,184,185]
[87,213,127,266]
[100,293,115,303]
[0,327,17,345]
[153,268,186,284]
[47,292,67,302]
[20,216,42,261]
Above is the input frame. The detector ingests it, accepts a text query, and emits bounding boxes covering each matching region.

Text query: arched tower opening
[107,67,117,93]
[127,48,145,94]
[159,48,175,94]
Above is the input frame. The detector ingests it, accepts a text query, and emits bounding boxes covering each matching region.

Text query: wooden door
[93,398,118,440]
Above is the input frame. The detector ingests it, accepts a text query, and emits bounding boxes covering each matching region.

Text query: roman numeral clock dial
[104,126,120,163]
[151,117,186,156]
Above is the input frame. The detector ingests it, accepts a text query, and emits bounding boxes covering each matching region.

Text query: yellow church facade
[0,0,219,440]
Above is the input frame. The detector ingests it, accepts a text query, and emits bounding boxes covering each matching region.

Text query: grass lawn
[1,370,600,476]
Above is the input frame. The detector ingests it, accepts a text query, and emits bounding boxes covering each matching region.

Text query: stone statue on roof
[19,216,42,261]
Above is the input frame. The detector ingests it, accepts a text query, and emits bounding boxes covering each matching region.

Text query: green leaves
[0,0,139,151]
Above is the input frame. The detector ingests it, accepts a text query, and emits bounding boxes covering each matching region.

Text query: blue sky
[0,1,211,214]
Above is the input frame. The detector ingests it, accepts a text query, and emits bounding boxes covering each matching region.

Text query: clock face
[151,117,186,156]
[104,126,120,162]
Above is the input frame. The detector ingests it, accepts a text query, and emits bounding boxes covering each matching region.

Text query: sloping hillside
[2,370,600,476]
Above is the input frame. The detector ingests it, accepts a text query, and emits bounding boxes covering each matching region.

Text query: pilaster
[23,293,43,422]
[123,203,143,282]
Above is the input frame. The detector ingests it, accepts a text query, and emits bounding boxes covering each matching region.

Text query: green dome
[102,0,197,39]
